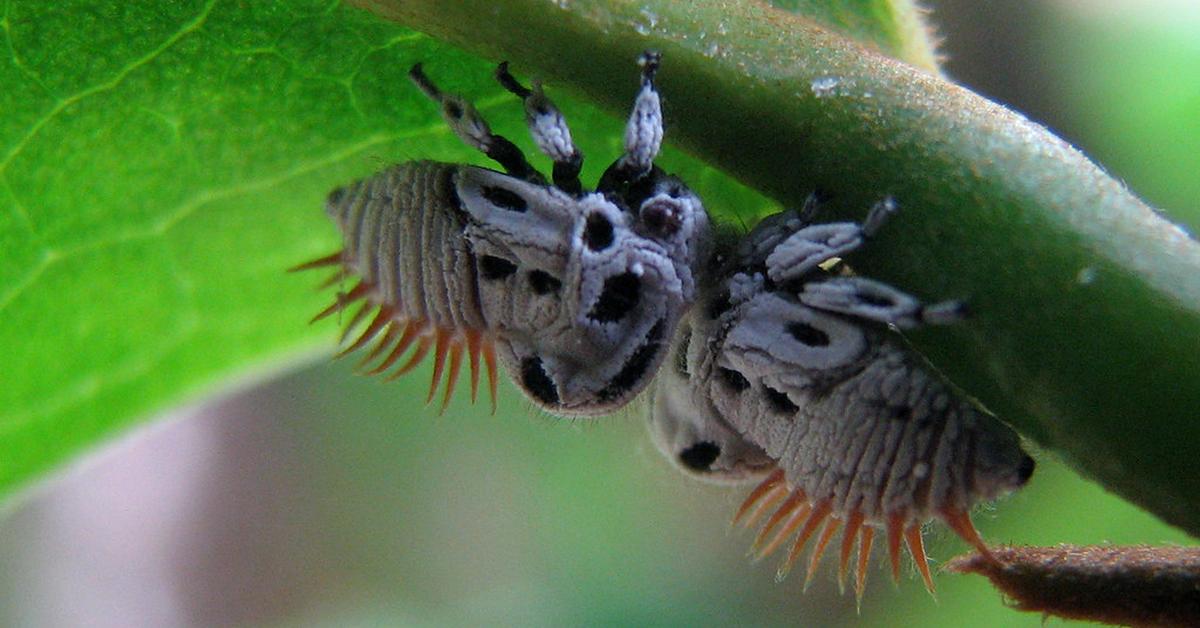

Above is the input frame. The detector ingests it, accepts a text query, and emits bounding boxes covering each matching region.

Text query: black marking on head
[888,405,912,421]
[479,255,518,280]
[589,271,641,323]
[482,185,528,212]
[706,292,732,320]
[327,186,346,206]
[445,101,463,119]
[719,367,750,393]
[786,321,831,347]
[1017,454,1036,486]
[598,319,665,402]
[763,386,799,415]
[520,356,559,406]
[674,326,691,377]
[527,270,562,295]
[583,212,614,251]
[679,441,721,472]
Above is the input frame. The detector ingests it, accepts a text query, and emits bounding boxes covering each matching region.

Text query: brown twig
[948,544,1200,627]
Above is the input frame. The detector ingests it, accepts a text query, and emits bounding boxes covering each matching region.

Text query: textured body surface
[327,162,486,335]
[651,203,1034,596]
[299,53,709,416]
[298,53,1034,598]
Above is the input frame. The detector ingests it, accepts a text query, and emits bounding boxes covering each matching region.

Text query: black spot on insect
[706,292,732,320]
[479,255,518,280]
[857,292,894,308]
[1017,454,1036,486]
[327,186,346,205]
[527,270,562,295]
[679,441,720,472]
[583,212,614,251]
[598,319,664,402]
[763,386,799,414]
[787,321,830,347]
[888,405,912,421]
[719,367,750,393]
[521,356,559,405]
[589,271,640,322]
[674,326,691,377]
[445,101,463,119]
[482,185,527,212]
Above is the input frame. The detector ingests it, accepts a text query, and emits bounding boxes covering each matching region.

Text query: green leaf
[0,0,775,502]
[3,0,1199,545]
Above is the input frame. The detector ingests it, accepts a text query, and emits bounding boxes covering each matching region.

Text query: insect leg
[598,51,664,194]
[409,63,542,183]
[495,62,585,196]
[766,198,897,282]
[799,277,967,328]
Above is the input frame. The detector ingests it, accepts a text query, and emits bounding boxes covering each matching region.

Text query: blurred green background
[0,1,1195,626]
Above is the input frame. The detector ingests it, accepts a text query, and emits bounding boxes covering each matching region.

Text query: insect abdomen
[327,161,485,333]
[302,161,499,410]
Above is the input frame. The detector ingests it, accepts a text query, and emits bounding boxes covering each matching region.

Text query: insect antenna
[495,62,584,195]
[409,63,543,184]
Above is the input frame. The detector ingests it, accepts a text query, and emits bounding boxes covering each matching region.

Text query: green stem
[355,0,1200,536]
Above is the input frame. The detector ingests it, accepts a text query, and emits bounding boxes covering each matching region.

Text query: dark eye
[679,441,721,472]
[639,198,682,238]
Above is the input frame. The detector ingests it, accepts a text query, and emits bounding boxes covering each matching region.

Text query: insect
[649,198,1035,600]
[294,52,709,416]
[296,52,1034,598]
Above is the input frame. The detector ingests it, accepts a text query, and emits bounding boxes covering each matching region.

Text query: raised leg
[799,276,967,328]
[598,51,664,194]
[495,62,584,196]
[409,63,542,183]
[766,197,897,283]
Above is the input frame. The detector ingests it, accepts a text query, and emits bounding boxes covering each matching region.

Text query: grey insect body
[650,200,1034,598]
[298,52,1034,598]
[302,53,708,416]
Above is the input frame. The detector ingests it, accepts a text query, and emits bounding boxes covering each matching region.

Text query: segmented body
[311,162,496,408]
[650,204,1034,598]
[297,53,1034,598]
[297,53,708,416]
